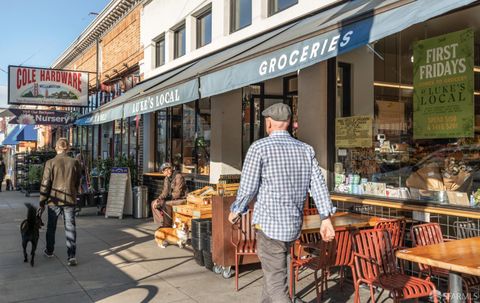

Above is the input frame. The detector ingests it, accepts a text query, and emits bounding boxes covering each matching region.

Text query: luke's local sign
[8,65,89,106]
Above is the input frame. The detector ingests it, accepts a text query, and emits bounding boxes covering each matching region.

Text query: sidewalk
[0,190,387,303]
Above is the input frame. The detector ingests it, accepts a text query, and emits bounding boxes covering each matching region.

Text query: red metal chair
[352,228,438,303]
[411,223,480,303]
[374,218,406,250]
[330,226,357,290]
[289,226,357,299]
[290,238,336,302]
[230,209,257,291]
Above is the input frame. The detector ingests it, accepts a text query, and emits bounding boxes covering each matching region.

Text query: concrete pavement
[0,190,411,302]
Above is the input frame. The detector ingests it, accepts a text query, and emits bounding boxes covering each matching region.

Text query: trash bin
[133,186,148,218]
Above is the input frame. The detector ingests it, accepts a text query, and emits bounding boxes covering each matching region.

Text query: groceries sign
[8,66,89,106]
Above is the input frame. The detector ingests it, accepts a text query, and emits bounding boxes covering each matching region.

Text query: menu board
[413,28,474,139]
[105,167,132,219]
[336,116,373,148]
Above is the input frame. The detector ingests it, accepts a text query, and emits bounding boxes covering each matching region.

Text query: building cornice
[51,0,142,69]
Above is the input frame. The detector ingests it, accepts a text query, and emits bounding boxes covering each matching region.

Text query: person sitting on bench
[151,163,187,227]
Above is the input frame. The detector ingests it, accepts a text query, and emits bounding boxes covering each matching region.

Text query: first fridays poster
[413,29,474,139]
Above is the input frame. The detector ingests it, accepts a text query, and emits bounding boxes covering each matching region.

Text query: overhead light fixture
[373,81,413,90]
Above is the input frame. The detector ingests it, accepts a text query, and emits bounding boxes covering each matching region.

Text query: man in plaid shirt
[229,103,335,303]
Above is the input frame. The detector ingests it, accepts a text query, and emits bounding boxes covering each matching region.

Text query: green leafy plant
[27,164,43,184]
[91,155,137,190]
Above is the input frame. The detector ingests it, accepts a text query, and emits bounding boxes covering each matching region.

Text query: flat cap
[160,162,172,172]
[261,103,291,122]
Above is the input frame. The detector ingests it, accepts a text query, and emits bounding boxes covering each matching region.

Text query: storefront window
[129,117,138,160]
[122,119,129,157]
[197,98,211,175]
[91,125,98,163]
[171,105,183,170]
[114,120,122,157]
[156,110,168,170]
[183,102,196,174]
[102,122,113,159]
[333,7,480,207]
[87,125,93,159]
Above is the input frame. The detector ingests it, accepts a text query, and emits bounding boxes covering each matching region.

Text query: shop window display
[129,116,139,164]
[102,122,113,159]
[196,98,211,176]
[114,120,122,157]
[333,9,480,208]
[121,119,129,157]
[156,110,168,170]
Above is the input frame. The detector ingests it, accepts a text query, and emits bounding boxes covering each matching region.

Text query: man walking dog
[39,138,82,266]
[229,103,335,303]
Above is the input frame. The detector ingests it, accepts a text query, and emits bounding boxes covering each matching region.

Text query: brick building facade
[51,0,144,182]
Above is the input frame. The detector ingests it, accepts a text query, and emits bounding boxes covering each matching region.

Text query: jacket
[39,153,82,206]
[158,171,187,200]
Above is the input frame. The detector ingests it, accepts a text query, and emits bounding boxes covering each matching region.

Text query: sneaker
[67,257,77,266]
[43,249,54,258]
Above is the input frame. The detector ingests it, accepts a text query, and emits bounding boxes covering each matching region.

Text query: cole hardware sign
[8,65,89,106]
[8,109,75,125]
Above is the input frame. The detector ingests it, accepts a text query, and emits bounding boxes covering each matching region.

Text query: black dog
[20,203,43,266]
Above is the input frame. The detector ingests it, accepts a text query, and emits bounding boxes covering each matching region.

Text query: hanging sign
[335,116,373,148]
[8,65,89,106]
[413,28,474,139]
[8,109,76,125]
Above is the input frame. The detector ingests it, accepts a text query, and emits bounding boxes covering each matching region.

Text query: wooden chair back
[352,229,397,281]
[374,218,406,249]
[453,221,478,239]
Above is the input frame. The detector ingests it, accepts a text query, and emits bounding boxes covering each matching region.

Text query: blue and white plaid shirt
[230,130,335,242]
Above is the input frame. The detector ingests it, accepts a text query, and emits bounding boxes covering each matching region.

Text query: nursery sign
[9,109,75,125]
[8,65,89,106]
[413,29,474,139]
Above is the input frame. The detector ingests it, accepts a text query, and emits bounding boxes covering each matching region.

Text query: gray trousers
[256,230,293,303]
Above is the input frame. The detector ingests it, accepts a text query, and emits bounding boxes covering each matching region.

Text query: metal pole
[96,37,100,109]
[449,272,464,303]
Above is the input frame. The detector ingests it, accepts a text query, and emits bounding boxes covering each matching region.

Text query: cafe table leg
[449,271,464,303]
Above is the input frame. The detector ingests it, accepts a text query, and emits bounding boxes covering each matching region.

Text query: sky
[0,0,110,107]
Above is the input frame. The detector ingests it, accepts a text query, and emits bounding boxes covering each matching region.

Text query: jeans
[256,230,293,303]
[46,205,76,258]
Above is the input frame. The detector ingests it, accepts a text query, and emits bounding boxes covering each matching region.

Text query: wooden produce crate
[173,204,212,219]
[216,183,240,197]
[187,186,217,205]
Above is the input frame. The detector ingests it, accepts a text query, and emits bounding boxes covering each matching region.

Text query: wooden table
[396,237,480,303]
[302,211,382,232]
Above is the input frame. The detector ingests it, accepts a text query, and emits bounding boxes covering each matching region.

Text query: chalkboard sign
[105,167,132,219]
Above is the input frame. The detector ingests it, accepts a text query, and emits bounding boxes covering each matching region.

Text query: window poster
[413,28,474,139]
[335,116,373,148]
